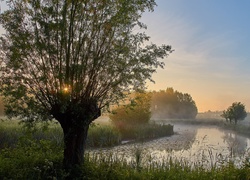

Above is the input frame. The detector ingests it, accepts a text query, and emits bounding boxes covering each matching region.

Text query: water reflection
[89,125,250,169]
[223,131,248,157]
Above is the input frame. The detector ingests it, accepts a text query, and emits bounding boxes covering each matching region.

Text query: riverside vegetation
[1,119,250,179]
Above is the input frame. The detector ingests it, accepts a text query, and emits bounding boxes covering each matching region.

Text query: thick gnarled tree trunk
[51,99,101,169]
[62,122,90,168]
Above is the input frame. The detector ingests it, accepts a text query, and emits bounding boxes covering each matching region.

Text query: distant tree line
[110,88,198,130]
[151,88,198,119]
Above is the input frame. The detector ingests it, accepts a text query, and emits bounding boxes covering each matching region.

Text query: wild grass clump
[117,123,174,141]
[87,124,121,148]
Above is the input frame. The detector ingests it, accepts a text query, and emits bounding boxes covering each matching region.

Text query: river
[89,124,250,169]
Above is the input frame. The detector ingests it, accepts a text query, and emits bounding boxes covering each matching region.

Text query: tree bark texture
[51,99,101,169]
[62,123,89,168]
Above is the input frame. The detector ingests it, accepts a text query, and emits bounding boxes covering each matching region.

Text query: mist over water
[89,120,250,169]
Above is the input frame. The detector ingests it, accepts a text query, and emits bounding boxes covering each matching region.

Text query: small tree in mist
[221,102,247,124]
[0,0,172,170]
[110,91,175,140]
[151,88,198,119]
[110,92,151,134]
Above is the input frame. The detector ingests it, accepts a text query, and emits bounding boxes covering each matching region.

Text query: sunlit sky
[143,0,250,112]
[1,1,250,112]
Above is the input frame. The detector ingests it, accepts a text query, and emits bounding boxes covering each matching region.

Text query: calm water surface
[90,125,250,168]
[156,125,250,167]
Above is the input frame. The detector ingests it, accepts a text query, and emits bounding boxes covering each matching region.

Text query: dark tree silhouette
[221,102,247,124]
[0,0,172,169]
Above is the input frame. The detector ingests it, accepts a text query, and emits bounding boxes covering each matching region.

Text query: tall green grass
[0,120,64,149]
[0,126,22,149]
[87,124,121,148]
[0,120,174,149]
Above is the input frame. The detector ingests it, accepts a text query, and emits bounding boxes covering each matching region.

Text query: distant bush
[221,102,247,124]
[110,92,151,131]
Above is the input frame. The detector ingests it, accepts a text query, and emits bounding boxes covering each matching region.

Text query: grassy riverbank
[1,118,250,179]
[0,137,250,179]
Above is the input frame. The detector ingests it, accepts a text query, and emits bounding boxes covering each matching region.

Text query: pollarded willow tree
[0,0,172,168]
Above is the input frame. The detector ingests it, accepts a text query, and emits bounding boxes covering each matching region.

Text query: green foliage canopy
[0,0,172,123]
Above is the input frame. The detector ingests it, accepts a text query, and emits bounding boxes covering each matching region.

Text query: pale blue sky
[0,1,250,112]
[143,0,250,112]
